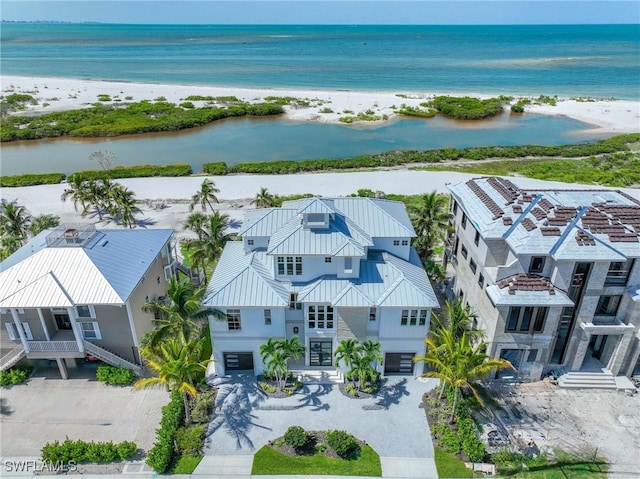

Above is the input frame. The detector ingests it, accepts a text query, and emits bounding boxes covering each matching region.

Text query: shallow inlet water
[0,113,609,176]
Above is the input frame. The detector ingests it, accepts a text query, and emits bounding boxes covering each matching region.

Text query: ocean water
[2,23,639,99]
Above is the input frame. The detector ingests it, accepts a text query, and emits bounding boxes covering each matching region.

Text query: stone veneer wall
[337,308,367,340]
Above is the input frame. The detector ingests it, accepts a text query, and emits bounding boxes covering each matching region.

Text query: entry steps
[558,370,637,392]
[293,369,344,384]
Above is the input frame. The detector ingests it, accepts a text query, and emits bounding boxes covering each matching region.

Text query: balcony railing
[28,341,80,353]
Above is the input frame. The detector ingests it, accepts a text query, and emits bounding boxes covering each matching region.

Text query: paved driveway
[0,367,169,457]
[204,374,438,459]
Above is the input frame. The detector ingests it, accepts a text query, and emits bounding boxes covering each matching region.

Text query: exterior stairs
[83,340,142,375]
[293,369,344,385]
[0,346,26,371]
[558,370,618,390]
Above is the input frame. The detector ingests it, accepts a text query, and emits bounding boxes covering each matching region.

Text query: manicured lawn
[434,448,473,478]
[506,461,608,478]
[251,445,382,476]
[171,455,203,474]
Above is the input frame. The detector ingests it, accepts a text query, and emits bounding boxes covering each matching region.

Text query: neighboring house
[447,177,640,381]
[203,197,439,377]
[0,225,175,378]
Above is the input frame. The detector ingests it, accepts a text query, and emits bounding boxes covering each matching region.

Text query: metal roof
[237,208,298,237]
[0,229,173,308]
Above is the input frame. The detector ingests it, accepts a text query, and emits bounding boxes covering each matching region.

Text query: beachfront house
[447,177,640,385]
[0,225,175,379]
[203,197,439,377]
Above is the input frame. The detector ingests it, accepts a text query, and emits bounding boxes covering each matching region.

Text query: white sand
[2,75,639,133]
[3,171,639,240]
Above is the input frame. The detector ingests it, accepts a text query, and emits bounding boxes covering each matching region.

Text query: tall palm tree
[184,212,208,240]
[136,336,212,423]
[409,191,452,261]
[259,337,306,391]
[142,277,215,346]
[0,200,31,241]
[29,214,60,236]
[183,212,235,283]
[189,179,220,212]
[432,299,483,344]
[109,184,140,228]
[251,187,277,208]
[61,175,91,215]
[334,339,360,371]
[280,337,306,368]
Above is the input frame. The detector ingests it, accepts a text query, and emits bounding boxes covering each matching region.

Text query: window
[460,244,468,259]
[295,257,302,275]
[469,258,477,274]
[369,307,377,321]
[452,200,458,216]
[393,240,400,246]
[289,293,302,310]
[419,310,427,326]
[307,213,325,224]
[80,321,101,340]
[453,236,459,255]
[461,212,467,229]
[308,305,334,329]
[402,240,408,246]
[163,264,174,281]
[226,309,241,330]
[605,259,634,286]
[474,230,480,246]
[595,295,621,316]
[278,257,284,275]
[529,256,545,274]
[75,305,95,318]
[286,256,294,275]
[527,349,538,362]
[401,309,427,326]
[410,309,418,325]
[5,323,17,341]
[247,239,254,246]
[401,310,408,325]
[478,273,485,288]
[324,257,332,263]
[264,309,271,325]
[506,306,548,333]
[344,257,353,272]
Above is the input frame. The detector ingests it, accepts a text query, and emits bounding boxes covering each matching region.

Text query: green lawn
[170,455,203,474]
[503,460,608,478]
[251,445,382,476]
[434,448,473,478]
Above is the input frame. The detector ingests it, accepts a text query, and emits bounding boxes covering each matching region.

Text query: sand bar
[2,75,639,133]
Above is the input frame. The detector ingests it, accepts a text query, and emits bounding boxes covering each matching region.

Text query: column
[610,330,634,376]
[570,327,590,371]
[66,307,85,352]
[625,332,640,377]
[55,358,69,380]
[37,308,51,341]
[11,309,29,353]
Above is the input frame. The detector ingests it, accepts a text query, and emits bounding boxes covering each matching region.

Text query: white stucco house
[203,197,439,377]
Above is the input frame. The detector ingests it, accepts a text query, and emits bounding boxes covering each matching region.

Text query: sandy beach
[2,75,639,133]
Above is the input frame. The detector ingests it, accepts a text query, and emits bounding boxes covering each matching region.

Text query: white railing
[28,341,80,353]
[83,340,142,374]
[0,346,26,371]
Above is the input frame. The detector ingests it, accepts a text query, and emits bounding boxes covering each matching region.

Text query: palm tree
[280,337,306,369]
[29,214,60,236]
[189,179,220,212]
[350,354,378,390]
[409,192,452,261]
[109,184,140,228]
[251,187,277,208]
[184,212,208,240]
[432,299,483,343]
[0,234,22,261]
[0,200,31,241]
[183,212,235,283]
[142,277,215,346]
[61,175,91,215]
[360,340,383,367]
[334,339,360,372]
[136,336,212,423]
[259,337,306,391]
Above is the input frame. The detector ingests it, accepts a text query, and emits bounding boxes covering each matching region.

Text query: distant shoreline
[2,75,639,134]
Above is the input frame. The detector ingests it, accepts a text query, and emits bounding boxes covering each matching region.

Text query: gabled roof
[203,242,289,307]
[295,197,340,215]
[0,228,173,308]
[237,208,298,237]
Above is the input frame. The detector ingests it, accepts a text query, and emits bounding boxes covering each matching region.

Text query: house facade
[0,225,175,378]
[203,197,439,377]
[447,177,640,381]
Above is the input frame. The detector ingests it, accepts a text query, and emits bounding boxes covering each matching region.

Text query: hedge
[41,438,137,463]
[0,173,65,187]
[95,365,137,386]
[69,163,192,181]
[146,390,184,473]
[202,162,229,175]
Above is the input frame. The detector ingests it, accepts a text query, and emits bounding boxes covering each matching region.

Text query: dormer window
[303,212,329,229]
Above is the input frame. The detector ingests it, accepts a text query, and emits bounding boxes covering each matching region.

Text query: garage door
[223,352,254,372]
[384,352,415,375]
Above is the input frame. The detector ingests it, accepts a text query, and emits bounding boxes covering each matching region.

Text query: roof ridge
[266,217,303,253]
[249,254,289,303]
[364,197,416,236]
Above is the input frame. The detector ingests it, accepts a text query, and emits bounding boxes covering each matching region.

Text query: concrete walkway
[194,374,439,478]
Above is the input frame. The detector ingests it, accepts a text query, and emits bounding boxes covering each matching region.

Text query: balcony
[24,331,82,356]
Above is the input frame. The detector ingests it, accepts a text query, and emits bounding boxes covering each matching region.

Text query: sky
[1,0,638,24]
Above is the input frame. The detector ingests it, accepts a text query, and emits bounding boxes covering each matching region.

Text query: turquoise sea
[2,23,639,99]
[1,23,638,175]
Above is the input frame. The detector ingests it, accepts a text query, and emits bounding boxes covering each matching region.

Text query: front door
[309,340,332,366]
[589,335,608,360]
[54,313,72,330]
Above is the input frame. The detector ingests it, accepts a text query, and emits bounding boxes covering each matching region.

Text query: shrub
[0,173,66,187]
[429,96,505,120]
[180,101,195,109]
[175,425,205,455]
[189,388,216,423]
[326,430,359,458]
[284,426,308,450]
[41,438,137,463]
[344,383,358,396]
[146,391,184,473]
[433,423,462,454]
[0,367,32,386]
[457,416,486,462]
[95,365,136,385]
[202,162,229,175]
[259,382,276,393]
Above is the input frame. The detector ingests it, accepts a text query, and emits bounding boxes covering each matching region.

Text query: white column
[37,308,51,341]
[11,309,29,353]
[66,307,85,352]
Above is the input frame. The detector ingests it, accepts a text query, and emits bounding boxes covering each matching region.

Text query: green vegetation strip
[69,163,192,181]
[0,173,66,187]
[0,100,283,142]
[251,445,382,476]
[414,151,640,188]
[171,455,203,474]
[433,448,473,478]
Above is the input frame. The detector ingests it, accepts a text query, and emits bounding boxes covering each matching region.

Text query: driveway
[0,367,169,457]
[204,374,438,461]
